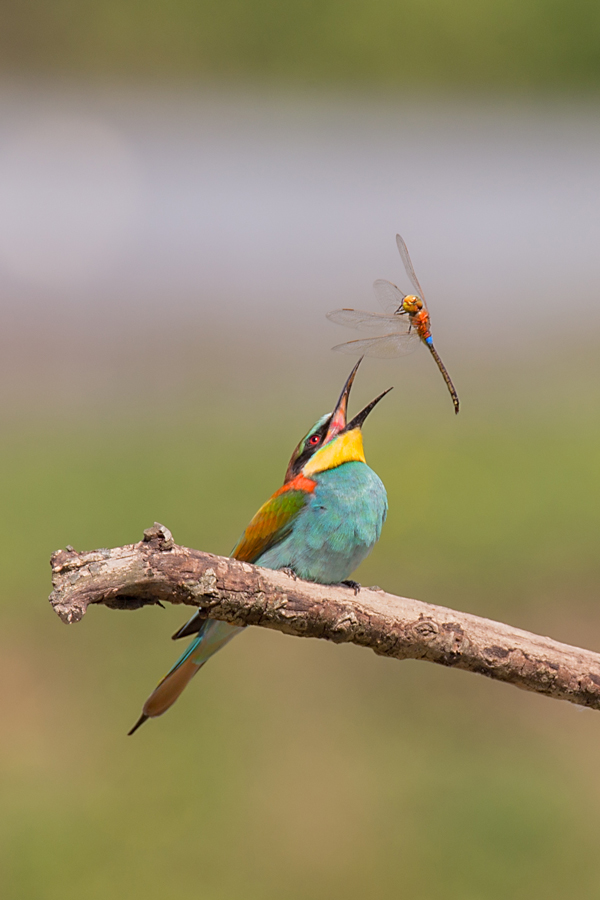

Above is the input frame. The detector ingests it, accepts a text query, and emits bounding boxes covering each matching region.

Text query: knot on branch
[142,523,174,550]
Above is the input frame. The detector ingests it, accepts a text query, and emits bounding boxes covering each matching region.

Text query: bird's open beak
[325,358,392,441]
[324,358,363,442]
[344,386,393,432]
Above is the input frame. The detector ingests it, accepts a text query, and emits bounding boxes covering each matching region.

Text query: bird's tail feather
[142,655,205,719]
[128,620,243,734]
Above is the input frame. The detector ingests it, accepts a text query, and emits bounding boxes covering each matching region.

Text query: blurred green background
[3,0,600,90]
[2,1,600,898]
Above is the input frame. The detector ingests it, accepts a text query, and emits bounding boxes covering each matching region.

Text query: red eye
[309,434,321,445]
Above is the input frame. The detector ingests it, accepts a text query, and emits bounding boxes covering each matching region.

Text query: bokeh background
[3,3,600,898]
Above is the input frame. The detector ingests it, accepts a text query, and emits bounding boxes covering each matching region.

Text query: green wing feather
[232,488,309,563]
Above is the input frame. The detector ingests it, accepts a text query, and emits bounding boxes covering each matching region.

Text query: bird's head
[284,359,392,482]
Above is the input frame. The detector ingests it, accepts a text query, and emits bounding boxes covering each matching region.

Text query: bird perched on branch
[128,359,391,734]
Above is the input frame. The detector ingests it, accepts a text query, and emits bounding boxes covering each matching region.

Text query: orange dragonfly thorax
[401,295,431,341]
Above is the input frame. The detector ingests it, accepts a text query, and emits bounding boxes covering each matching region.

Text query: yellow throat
[303,428,366,476]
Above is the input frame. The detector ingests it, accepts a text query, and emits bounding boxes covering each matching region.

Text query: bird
[128,359,391,734]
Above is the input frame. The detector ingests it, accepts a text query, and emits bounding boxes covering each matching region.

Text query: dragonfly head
[402,294,423,315]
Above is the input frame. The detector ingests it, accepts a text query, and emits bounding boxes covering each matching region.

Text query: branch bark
[49,523,600,711]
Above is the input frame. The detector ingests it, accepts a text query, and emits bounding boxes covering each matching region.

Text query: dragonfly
[327,234,460,414]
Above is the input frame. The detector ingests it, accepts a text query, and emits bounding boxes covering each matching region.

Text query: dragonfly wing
[332,332,419,358]
[373,279,406,314]
[396,234,427,304]
[327,308,409,333]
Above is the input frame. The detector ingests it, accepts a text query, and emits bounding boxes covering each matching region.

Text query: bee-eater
[128,359,390,734]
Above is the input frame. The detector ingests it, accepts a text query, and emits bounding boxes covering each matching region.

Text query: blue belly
[256,461,387,584]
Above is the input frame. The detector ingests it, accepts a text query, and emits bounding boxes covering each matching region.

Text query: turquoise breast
[256,460,387,584]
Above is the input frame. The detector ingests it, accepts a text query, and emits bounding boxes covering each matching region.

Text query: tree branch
[49,523,600,711]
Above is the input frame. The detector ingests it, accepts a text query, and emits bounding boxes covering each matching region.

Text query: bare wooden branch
[49,523,600,711]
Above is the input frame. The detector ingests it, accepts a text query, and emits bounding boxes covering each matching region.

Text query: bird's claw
[281,567,298,580]
[341,579,361,595]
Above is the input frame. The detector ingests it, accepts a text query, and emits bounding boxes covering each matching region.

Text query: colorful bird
[128,359,391,734]
[327,234,460,414]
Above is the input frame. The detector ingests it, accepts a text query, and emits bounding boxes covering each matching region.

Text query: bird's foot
[281,567,298,580]
[341,579,361,595]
